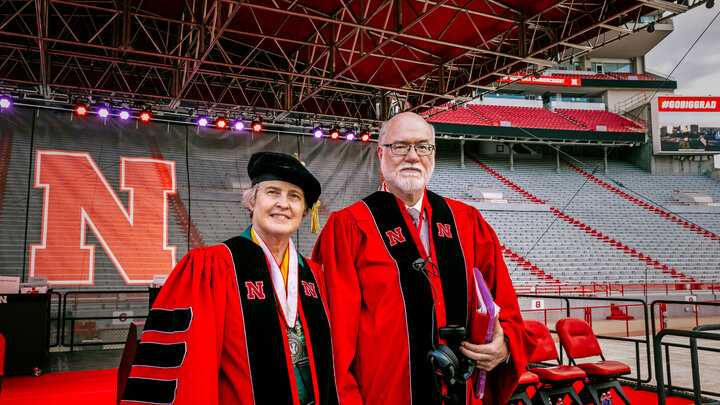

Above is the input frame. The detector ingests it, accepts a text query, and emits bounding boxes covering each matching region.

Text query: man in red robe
[313,112,536,405]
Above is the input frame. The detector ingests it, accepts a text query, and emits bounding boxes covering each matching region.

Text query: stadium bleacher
[2,108,719,292]
[457,153,720,287]
[555,108,643,132]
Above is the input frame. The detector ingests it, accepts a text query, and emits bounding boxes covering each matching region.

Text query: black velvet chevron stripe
[133,342,187,368]
[144,308,193,333]
[223,236,294,403]
[122,377,178,404]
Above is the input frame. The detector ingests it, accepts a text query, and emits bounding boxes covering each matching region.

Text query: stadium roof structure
[0,0,710,127]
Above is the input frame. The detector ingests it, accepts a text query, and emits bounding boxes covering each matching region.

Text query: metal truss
[0,0,709,126]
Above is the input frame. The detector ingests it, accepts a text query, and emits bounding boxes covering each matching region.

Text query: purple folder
[472,267,496,399]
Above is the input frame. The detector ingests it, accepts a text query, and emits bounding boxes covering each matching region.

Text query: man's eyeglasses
[382,143,435,156]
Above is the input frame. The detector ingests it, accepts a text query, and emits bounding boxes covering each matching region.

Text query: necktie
[407,207,421,229]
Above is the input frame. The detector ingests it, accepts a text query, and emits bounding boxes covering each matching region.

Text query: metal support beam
[603,146,609,174]
[34,0,48,96]
[509,142,514,172]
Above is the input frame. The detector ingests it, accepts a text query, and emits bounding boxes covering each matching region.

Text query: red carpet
[524,382,694,404]
[0,369,116,405]
[0,368,697,405]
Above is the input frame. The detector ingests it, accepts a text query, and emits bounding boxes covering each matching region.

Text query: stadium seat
[524,319,586,405]
[555,317,631,405]
[0,332,4,396]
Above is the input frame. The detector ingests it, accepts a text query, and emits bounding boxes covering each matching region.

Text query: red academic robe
[312,190,536,405]
[120,234,339,405]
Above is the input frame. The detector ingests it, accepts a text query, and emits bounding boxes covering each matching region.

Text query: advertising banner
[499,75,582,86]
[652,96,720,154]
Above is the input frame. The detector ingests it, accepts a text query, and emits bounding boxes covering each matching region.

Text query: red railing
[522,302,646,337]
[514,282,720,296]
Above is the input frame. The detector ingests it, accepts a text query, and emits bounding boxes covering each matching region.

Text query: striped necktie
[407,207,421,229]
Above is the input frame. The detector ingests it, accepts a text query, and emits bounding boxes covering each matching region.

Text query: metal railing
[59,289,150,351]
[515,282,720,296]
[650,300,720,402]
[653,325,720,405]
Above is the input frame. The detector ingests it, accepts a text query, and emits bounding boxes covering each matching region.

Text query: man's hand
[459,315,509,371]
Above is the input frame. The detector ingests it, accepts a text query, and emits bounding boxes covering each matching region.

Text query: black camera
[427,325,477,391]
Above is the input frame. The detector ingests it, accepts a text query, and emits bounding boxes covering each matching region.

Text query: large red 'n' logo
[30,151,177,285]
[385,227,406,246]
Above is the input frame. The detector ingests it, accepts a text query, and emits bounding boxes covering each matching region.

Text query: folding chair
[555,317,631,405]
[524,319,586,405]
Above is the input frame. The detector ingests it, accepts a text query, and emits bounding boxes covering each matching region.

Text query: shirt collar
[240,226,305,267]
[407,192,424,213]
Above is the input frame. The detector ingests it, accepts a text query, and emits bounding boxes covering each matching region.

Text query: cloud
[646,7,720,96]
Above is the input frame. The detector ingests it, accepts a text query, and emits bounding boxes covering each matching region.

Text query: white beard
[381,159,434,195]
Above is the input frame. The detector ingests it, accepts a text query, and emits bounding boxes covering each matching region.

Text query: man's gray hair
[377,112,436,145]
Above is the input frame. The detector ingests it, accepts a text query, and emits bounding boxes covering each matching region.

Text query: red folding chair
[524,319,586,405]
[556,317,631,405]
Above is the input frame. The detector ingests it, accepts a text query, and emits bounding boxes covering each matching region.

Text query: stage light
[233,120,244,131]
[345,130,355,141]
[119,109,131,120]
[313,127,324,138]
[139,109,152,122]
[707,0,715,8]
[75,103,88,117]
[329,128,340,140]
[647,22,655,33]
[216,117,228,129]
[360,131,370,142]
[98,107,109,118]
[0,96,11,109]
[197,116,209,127]
[251,120,262,133]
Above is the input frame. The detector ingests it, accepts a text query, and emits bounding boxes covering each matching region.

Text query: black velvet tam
[247,152,321,207]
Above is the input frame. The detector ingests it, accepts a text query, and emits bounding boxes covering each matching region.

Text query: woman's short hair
[241,184,260,216]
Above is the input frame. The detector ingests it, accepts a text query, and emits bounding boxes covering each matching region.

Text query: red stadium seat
[556,317,631,405]
[524,319,586,405]
[0,332,5,396]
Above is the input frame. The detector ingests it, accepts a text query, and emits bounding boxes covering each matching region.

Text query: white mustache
[397,163,424,172]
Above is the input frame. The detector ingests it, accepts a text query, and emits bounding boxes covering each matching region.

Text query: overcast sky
[645,5,720,126]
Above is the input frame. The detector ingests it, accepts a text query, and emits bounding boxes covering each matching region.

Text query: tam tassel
[311,200,321,234]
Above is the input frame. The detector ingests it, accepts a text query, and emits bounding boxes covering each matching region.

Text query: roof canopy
[0,0,705,126]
